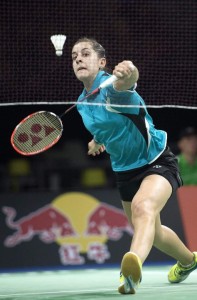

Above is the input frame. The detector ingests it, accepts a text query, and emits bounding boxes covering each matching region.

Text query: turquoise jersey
[77,71,167,172]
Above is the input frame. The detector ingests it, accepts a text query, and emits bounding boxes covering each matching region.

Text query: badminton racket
[11,75,118,156]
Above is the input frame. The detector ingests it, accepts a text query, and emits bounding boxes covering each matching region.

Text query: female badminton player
[71,37,197,294]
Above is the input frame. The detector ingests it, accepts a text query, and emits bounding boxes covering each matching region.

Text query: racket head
[11,111,63,156]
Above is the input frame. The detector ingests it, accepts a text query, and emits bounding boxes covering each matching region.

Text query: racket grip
[99,75,118,89]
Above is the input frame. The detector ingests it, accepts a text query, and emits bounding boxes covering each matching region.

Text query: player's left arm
[113,60,139,91]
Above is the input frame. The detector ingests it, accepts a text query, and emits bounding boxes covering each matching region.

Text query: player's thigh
[131,174,172,216]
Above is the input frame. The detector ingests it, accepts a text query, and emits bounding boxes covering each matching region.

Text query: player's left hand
[88,139,105,156]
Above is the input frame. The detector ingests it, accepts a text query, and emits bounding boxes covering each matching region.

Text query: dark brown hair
[73,37,106,59]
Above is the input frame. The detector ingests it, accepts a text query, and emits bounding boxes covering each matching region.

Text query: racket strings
[12,112,62,154]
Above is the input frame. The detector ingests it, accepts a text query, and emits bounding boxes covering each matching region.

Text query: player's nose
[76,55,83,64]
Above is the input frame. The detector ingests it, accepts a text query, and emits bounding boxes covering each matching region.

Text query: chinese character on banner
[59,244,85,265]
[87,243,110,263]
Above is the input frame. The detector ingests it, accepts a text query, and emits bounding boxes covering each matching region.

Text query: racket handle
[99,75,118,89]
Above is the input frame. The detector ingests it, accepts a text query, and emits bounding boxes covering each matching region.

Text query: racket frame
[10,111,63,156]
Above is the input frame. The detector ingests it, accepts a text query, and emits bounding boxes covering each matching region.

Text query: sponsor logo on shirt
[152,165,162,169]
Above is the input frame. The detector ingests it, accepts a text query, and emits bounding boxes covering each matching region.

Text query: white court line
[0,285,197,298]
[0,289,114,298]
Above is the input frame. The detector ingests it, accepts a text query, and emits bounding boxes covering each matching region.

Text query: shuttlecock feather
[50,34,66,56]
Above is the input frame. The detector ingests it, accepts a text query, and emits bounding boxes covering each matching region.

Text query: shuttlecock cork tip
[56,50,63,56]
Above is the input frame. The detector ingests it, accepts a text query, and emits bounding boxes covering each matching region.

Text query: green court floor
[0,266,197,300]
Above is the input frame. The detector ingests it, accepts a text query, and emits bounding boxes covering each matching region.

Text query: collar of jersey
[82,71,110,97]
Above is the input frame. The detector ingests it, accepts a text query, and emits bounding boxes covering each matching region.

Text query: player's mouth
[77,66,87,72]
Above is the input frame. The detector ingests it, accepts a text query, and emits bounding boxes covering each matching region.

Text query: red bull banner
[0,188,185,270]
[0,190,134,269]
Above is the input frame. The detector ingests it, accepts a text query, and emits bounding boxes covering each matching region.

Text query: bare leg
[121,174,193,265]
[154,215,193,265]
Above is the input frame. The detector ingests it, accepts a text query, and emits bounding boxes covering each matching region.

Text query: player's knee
[131,198,155,221]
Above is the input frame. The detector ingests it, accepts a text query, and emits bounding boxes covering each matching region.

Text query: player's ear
[99,58,106,70]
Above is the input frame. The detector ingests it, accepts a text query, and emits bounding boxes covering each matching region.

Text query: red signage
[177,186,197,251]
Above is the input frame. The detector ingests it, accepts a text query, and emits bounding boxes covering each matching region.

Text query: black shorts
[115,146,183,202]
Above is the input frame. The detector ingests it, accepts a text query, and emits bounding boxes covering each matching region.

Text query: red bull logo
[3,192,133,265]
[86,203,132,240]
[2,205,76,246]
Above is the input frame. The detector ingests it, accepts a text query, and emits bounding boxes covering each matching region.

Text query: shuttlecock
[50,34,66,56]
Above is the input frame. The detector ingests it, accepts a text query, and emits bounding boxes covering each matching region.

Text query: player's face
[72,42,105,86]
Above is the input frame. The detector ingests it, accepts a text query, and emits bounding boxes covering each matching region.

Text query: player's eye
[82,52,90,57]
[72,55,77,61]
